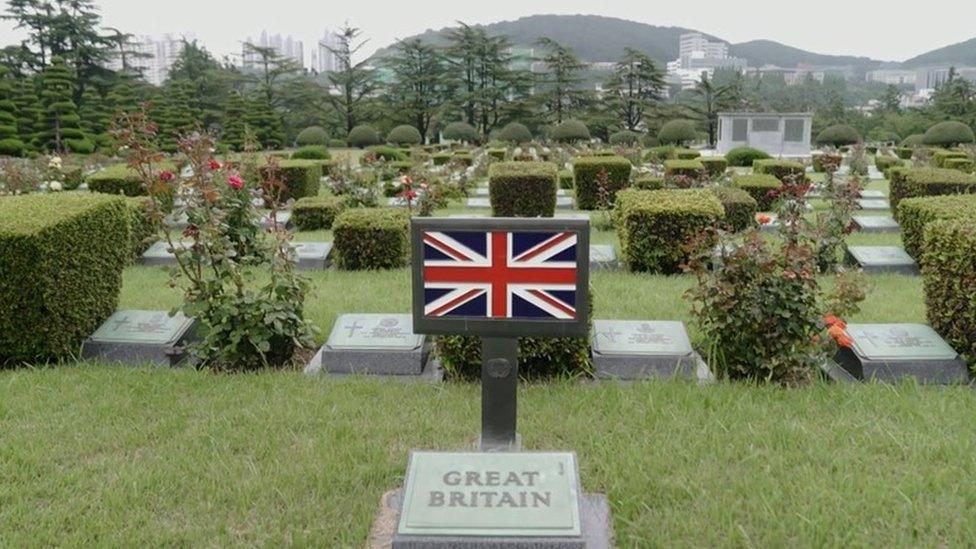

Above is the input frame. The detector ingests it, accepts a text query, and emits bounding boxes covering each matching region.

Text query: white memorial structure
[716,112,813,157]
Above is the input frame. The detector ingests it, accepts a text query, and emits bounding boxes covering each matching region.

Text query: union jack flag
[422,230,579,320]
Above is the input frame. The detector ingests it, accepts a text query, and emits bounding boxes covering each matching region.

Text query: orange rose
[827,325,845,340]
[835,334,854,348]
[823,314,840,326]
[757,214,772,225]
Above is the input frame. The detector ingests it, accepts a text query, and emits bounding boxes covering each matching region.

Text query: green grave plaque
[326,314,422,351]
[90,310,193,345]
[847,324,958,361]
[397,451,581,538]
[593,320,692,356]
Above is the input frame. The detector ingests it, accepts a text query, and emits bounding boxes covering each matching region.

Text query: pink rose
[159,171,175,182]
[227,175,244,190]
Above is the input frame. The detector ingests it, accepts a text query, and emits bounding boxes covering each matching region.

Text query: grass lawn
[4,171,967,546]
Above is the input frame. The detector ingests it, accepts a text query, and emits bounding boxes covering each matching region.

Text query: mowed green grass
[3,171,962,546]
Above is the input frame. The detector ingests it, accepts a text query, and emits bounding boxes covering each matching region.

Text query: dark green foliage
[432,152,452,166]
[262,159,322,201]
[633,175,664,190]
[78,86,111,149]
[725,147,771,167]
[332,208,410,270]
[753,159,805,181]
[923,121,975,147]
[328,138,348,148]
[657,119,697,145]
[895,147,914,160]
[105,77,139,119]
[733,173,781,211]
[442,121,479,143]
[616,188,724,273]
[550,119,590,143]
[244,92,284,150]
[889,167,976,215]
[815,124,861,146]
[901,134,926,147]
[673,148,701,160]
[290,145,331,160]
[875,155,904,175]
[0,67,24,156]
[387,124,423,146]
[348,125,382,148]
[644,145,676,163]
[295,125,329,146]
[572,155,632,210]
[498,122,532,144]
[946,158,974,173]
[487,148,507,161]
[124,196,157,259]
[700,157,728,179]
[38,57,90,154]
[932,150,969,168]
[453,151,474,167]
[221,91,248,152]
[369,145,407,161]
[156,80,198,153]
[488,161,558,217]
[921,219,976,369]
[812,153,841,173]
[711,186,757,232]
[86,164,147,196]
[0,193,130,365]
[609,130,640,146]
[664,159,706,181]
[292,196,346,231]
[558,170,574,189]
[12,78,41,153]
[899,194,976,259]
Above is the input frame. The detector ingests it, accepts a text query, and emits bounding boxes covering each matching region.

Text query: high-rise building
[668,32,744,90]
[243,30,304,69]
[106,33,194,86]
[679,33,730,64]
[316,29,342,74]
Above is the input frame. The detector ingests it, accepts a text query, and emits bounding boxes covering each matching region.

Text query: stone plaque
[477,188,567,197]
[835,323,970,384]
[591,320,709,380]
[845,246,918,275]
[467,197,491,209]
[859,189,886,199]
[857,198,890,211]
[758,214,780,233]
[260,210,293,230]
[555,196,574,209]
[83,310,196,366]
[311,314,429,376]
[852,215,900,233]
[395,451,582,540]
[138,240,189,267]
[291,241,332,270]
[589,245,618,270]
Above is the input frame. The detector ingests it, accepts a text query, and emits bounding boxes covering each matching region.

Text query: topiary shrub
[86,164,147,196]
[609,130,640,146]
[488,161,557,217]
[453,151,474,167]
[895,147,914,160]
[812,153,842,173]
[291,145,331,160]
[633,175,664,190]
[753,159,805,181]
[432,152,452,166]
[1,193,130,365]
[710,186,757,233]
[700,157,728,179]
[558,170,574,190]
[922,121,976,147]
[368,145,408,162]
[673,148,701,160]
[332,208,410,270]
[733,173,781,211]
[875,155,904,176]
[932,150,969,168]
[387,124,423,146]
[946,158,975,173]
[124,196,156,259]
[644,145,676,163]
[657,119,697,145]
[921,219,976,368]
[899,194,976,259]
[487,148,507,161]
[295,126,329,147]
[816,124,862,147]
[347,125,381,148]
[664,159,706,184]
[497,122,532,144]
[550,119,590,143]
[616,188,724,273]
[292,195,346,231]
[901,134,925,147]
[889,167,976,215]
[442,121,479,143]
[572,155,632,210]
[263,159,322,201]
[328,138,347,148]
[725,147,771,167]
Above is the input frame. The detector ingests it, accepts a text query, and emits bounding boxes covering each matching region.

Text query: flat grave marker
[292,241,332,270]
[852,215,900,233]
[589,245,618,271]
[305,314,432,378]
[467,197,491,209]
[476,187,567,197]
[138,240,189,267]
[845,245,918,275]
[859,189,886,199]
[82,310,196,366]
[857,198,891,211]
[591,320,710,380]
[834,323,970,384]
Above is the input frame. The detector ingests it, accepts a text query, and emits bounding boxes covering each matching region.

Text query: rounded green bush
[901,134,926,147]
[816,124,862,147]
[657,120,697,145]
[725,147,771,167]
[347,125,381,148]
[386,124,423,146]
[442,122,479,143]
[550,120,590,143]
[922,121,976,147]
[291,145,331,160]
[295,126,329,146]
[497,122,533,144]
[609,130,640,146]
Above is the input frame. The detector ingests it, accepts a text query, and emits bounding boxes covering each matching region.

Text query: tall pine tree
[39,56,91,153]
[156,79,196,152]
[0,66,25,156]
[79,85,111,149]
[221,90,247,151]
[12,77,41,152]
[245,90,283,149]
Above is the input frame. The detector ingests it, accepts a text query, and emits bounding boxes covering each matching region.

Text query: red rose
[209,159,221,170]
[159,171,175,182]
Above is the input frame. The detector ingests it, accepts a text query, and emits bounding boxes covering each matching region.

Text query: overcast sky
[2,0,974,63]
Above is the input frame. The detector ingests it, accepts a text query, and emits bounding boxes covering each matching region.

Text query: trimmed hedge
[664,159,706,181]
[487,148,507,161]
[725,147,771,167]
[369,145,407,162]
[898,194,976,259]
[86,164,146,196]
[947,158,975,173]
[895,147,914,160]
[875,155,904,175]
[124,196,156,259]
[733,173,781,211]
[710,186,757,232]
[812,153,842,173]
[387,125,423,146]
[262,159,322,201]
[644,145,676,163]
[923,121,975,147]
[933,150,969,168]
[291,145,331,160]
[453,151,474,167]
[673,148,701,160]
[700,157,728,179]
[616,188,724,273]
[609,130,640,146]
[331,208,410,270]
[753,159,805,181]
[921,219,976,368]
[551,120,590,143]
[488,161,557,217]
[1,193,130,364]
[432,152,452,166]
[292,195,346,231]
[889,167,976,215]
[572,155,632,210]
[633,175,664,190]
[558,170,574,190]
[295,126,329,146]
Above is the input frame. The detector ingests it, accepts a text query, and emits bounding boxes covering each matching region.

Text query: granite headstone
[591,320,710,380]
[834,323,970,384]
[82,310,196,366]
[845,245,918,275]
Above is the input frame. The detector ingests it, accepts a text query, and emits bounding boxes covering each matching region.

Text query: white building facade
[716,112,813,157]
[106,33,194,86]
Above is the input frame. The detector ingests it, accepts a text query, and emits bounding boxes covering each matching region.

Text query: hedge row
[732,173,781,211]
[711,186,757,232]
[331,208,410,270]
[922,219,976,369]
[1,193,130,365]
[664,159,706,181]
[725,147,770,167]
[262,159,323,202]
[488,161,557,217]
[573,156,632,210]
[898,194,976,259]
[86,164,148,196]
[753,159,805,181]
[292,195,346,231]
[616,188,724,273]
[700,157,728,179]
[889,167,976,216]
